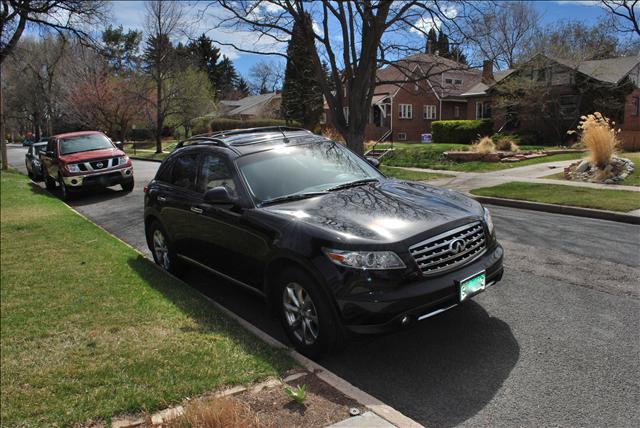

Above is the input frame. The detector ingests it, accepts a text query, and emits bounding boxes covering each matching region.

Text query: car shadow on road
[321,301,520,428]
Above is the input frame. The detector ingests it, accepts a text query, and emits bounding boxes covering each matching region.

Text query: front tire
[276,267,343,358]
[58,174,72,201]
[121,179,134,192]
[148,221,182,275]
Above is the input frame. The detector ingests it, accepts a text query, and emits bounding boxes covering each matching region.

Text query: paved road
[7,145,640,427]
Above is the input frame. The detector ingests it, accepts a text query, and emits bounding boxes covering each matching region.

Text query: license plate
[459,271,486,301]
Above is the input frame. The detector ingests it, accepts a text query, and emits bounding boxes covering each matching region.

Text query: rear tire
[121,180,134,192]
[44,170,56,191]
[147,221,182,275]
[276,267,343,358]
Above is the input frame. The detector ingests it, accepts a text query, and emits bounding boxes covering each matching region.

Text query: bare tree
[248,60,283,94]
[207,0,472,155]
[1,0,108,169]
[465,1,540,70]
[602,0,640,37]
[143,0,185,153]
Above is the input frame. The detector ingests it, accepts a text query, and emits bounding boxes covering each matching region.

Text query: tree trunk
[155,79,162,153]
[344,128,365,156]
[1,62,7,170]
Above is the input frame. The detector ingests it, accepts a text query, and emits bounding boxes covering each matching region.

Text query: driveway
[6,145,640,427]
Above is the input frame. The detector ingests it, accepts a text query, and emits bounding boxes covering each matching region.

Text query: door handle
[190,207,203,214]
[157,196,166,202]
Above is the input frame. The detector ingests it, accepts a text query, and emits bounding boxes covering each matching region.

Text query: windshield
[236,139,383,204]
[59,134,113,155]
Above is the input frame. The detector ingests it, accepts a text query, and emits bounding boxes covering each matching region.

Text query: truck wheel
[121,180,134,192]
[44,170,56,190]
[58,174,72,201]
[276,267,343,358]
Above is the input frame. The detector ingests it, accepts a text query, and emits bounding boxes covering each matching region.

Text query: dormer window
[445,78,453,84]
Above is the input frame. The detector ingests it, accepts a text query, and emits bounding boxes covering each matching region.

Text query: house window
[632,97,639,116]
[476,101,492,119]
[397,132,407,141]
[559,95,578,117]
[454,105,460,118]
[343,107,349,125]
[445,78,453,84]
[423,105,436,120]
[319,112,327,124]
[399,104,412,119]
[454,79,463,85]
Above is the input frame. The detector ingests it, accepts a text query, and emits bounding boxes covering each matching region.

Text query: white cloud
[553,1,601,5]
[409,5,457,34]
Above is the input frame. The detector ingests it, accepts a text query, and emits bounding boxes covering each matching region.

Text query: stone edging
[61,201,423,428]
[470,195,640,225]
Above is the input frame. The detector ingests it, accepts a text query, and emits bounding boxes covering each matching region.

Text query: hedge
[210,118,302,132]
[431,119,493,145]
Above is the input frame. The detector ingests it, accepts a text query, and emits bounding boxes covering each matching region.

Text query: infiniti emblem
[449,238,467,254]
[96,162,104,168]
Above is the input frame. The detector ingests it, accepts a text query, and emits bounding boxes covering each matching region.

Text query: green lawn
[379,143,582,172]
[470,181,640,212]
[380,165,450,181]
[0,171,293,426]
[542,152,640,187]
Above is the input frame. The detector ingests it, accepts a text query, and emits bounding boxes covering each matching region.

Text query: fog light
[125,169,132,175]
[71,179,78,185]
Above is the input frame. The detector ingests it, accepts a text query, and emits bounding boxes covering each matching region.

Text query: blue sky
[108,0,607,78]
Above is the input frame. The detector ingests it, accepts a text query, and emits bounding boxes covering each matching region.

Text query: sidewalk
[394,160,640,193]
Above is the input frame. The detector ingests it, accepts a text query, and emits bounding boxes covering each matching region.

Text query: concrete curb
[470,195,640,225]
[58,193,422,428]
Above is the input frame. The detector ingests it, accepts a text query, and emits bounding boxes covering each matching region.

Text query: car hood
[59,148,123,163]
[262,180,483,244]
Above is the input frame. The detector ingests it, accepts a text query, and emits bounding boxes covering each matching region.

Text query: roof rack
[175,126,313,150]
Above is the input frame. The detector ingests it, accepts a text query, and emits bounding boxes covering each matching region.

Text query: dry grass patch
[472,136,495,154]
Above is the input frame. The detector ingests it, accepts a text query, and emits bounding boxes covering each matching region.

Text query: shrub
[432,120,493,145]
[472,136,495,154]
[572,112,619,168]
[210,118,301,132]
[129,128,153,141]
[191,117,211,136]
[494,135,519,152]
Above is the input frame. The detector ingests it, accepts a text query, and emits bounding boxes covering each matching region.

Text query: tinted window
[156,159,173,183]
[170,153,199,190]
[59,134,113,155]
[236,139,382,203]
[198,154,237,196]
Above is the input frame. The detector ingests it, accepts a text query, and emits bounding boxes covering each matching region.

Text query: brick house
[461,55,640,148]
[217,92,282,119]
[321,53,483,142]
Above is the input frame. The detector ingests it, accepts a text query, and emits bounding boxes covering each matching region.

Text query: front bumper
[337,244,504,334]
[62,167,133,188]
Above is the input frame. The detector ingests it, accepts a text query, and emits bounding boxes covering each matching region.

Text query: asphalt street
[7,145,640,427]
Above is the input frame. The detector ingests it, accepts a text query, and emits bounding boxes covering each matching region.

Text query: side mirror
[366,157,380,168]
[115,141,124,150]
[204,186,233,204]
[46,150,55,158]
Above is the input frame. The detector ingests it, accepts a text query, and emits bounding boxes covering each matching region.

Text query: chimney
[482,60,494,83]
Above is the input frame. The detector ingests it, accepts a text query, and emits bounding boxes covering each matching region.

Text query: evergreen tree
[437,30,450,56]
[449,46,467,64]
[186,34,221,88]
[281,13,323,128]
[425,28,437,54]
[237,78,251,97]
[101,25,142,74]
[215,55,239,99]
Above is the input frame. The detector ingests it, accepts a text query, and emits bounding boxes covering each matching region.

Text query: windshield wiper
[326,178,379,192]
[260,191,328,206]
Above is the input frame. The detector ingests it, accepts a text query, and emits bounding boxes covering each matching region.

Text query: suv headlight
[66,163,81,173]
[483,207,494,235]
[116,155,129,165]
[323,249,406,270]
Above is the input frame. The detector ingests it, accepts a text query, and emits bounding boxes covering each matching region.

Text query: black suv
[144,127,504,356]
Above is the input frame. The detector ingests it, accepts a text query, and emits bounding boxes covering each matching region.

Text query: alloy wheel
[152,229,170,270]
[283,282,320,345]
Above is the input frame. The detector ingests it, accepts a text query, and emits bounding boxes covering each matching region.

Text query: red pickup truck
[41,131,134,200]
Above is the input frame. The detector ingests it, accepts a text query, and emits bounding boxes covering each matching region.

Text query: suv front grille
[409,222,487,275]
[89,159,110,170]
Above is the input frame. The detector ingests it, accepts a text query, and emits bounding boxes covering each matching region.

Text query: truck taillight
[143,186,149,193]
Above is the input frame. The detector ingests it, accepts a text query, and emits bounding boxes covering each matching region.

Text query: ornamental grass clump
[575,112,619,169]
[472,136,495,154]
[495,137,519,152]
